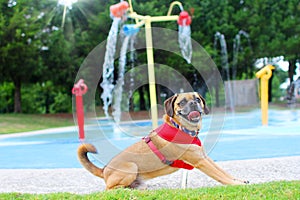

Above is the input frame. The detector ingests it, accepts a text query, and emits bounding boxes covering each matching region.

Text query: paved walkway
[1,156,299,194]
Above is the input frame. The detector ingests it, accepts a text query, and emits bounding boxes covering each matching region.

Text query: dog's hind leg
[129,176,147,189]
[104,162,138,190]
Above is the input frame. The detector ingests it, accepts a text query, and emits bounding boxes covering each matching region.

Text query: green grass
[0,113,74,134]
[0,181,299,200]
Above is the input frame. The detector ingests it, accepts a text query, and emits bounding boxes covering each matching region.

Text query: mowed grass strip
[0,181,299,200]
[0,114,74,134]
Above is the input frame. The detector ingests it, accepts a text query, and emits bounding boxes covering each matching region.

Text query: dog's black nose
[189,100,197,106]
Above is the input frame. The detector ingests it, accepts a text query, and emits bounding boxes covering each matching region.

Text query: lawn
[0,113,74,134]
[0,181,299,199]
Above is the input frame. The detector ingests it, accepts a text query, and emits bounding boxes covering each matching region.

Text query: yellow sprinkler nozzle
[256,64,275,80]
[256,65,275,125]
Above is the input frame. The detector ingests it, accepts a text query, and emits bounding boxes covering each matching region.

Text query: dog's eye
[195,98,201,103]
[178,99,187,107]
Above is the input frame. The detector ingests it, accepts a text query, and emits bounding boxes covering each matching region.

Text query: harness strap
[143,136,194,170]
[143,136,173,165]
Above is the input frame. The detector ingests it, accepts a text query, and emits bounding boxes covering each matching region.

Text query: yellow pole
[128,0,134,14]
[145,17,158,129]
[167,1,183,16]
[61,5,67,28]
[127,1,184,129]
[128,12,179,22]
[255,65,275,125]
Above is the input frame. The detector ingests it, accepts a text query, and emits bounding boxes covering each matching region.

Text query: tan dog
[78,92,248,190]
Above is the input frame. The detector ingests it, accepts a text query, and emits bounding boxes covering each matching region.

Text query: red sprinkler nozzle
[177,11,192,26]
[72,79,88,141]
[110,1,129,18]
[72,79,88,96]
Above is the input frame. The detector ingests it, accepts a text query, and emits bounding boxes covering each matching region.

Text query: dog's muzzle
[187,111,201,122]
[177,109,202,123]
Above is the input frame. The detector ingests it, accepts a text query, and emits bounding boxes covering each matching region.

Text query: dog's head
[164,92,209,130]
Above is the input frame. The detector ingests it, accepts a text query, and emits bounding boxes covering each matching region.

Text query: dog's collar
[169,117,199,137]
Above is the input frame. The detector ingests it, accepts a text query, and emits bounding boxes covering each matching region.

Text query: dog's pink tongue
[188,111,200,120]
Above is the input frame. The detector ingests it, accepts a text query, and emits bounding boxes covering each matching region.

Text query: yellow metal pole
[128,0,134,14]
[127,1,184,129]
[255,65,275,126]
[261,77,268,125]
[148,15,179,22]
[167,1,183,16]
[145,17,158,129]
[128,12,179,22]
[61,4,67,28]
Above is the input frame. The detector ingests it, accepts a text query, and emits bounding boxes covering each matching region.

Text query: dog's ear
[198,93,210,115]
[164,93,178,117]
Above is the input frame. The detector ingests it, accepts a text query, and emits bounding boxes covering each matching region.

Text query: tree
[246,0,300,83]
[1,0,299,113]
[278,0,300,83]
[0,0,45,112]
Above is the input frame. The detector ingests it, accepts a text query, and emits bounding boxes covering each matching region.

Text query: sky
[58,0,78,8]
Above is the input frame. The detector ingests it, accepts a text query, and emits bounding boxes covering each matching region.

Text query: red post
[72,79,88,140]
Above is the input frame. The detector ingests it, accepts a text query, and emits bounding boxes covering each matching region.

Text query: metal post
[256,65,275,125]
[61,5,67,28]
[127,1,185,129]
[145,17,158,129]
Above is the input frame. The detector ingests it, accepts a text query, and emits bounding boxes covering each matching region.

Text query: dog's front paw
[233,179,250,185]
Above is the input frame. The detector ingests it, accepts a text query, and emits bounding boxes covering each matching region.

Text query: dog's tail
[77,143,104,178]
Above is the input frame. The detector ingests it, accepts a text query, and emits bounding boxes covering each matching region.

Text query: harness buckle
[162,159,173,165]
[143,136,151,143]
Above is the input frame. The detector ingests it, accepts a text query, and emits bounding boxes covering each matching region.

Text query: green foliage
[21,81,71,114]
[271,68,289,102]
[50,92,72,113]
[22,83,47,114]
[0,82,14,113]
[271,75,283,102]
[0,81,72,114]
[0,0,299,113]
[0,0,45,81]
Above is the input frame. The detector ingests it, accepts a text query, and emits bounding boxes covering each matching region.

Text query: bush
[50,92,72,113]
[21,81,71,114]
[0,82,14,113]
[22,83,48,113]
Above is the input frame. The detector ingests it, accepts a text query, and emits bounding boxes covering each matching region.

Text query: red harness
[143,123,201,170]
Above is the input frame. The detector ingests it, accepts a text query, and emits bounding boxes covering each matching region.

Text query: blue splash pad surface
[0,109,299,169]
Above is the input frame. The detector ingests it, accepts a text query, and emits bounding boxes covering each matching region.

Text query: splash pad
[100,0,193,128]
[71,0,227,162]
[72,1,229,187]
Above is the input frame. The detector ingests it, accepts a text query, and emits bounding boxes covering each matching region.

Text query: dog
[77,92,248,190]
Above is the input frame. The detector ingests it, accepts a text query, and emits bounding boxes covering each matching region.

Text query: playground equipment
[256,64,275,125]
[72,79,88,140]
[100,0,193,129]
